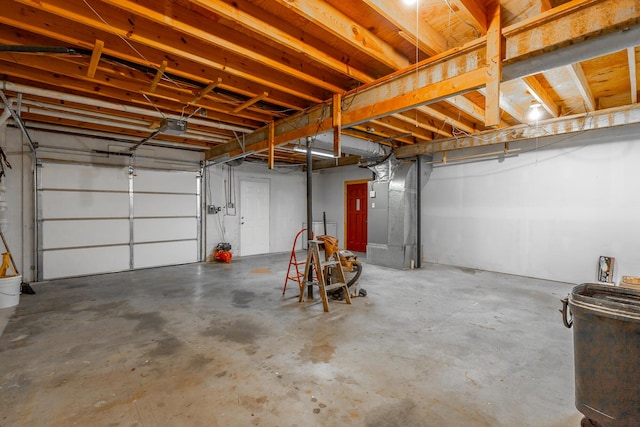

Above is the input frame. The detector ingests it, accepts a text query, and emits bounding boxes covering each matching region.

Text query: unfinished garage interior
[1,0,639,425]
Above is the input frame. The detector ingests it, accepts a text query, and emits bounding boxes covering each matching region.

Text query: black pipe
[416,156,421,268]
[306,137,313,299]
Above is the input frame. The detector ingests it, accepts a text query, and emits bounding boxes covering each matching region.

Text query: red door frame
[344,180,369,252]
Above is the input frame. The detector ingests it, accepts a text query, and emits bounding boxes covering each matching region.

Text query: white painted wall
[422,124,640,285]
[6,119,637,285]
[204,161,306,259]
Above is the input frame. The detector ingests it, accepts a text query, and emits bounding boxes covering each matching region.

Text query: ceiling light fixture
[528,101,542,121]
[292,146,336,159]
[403,0,417,5]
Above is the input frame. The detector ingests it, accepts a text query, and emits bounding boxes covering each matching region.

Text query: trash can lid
[569,283,640,322]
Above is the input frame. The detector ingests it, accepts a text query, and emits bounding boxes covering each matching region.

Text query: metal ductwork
[366,155,432,269]
[307,131,388,159]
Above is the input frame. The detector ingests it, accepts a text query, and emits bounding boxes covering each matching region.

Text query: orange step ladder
[282,228,313,295]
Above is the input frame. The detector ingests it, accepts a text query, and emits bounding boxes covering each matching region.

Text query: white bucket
[0,275,21,309]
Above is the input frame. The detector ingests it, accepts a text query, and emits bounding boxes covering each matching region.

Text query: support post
[306,137,313,299]
[485,3,502,128]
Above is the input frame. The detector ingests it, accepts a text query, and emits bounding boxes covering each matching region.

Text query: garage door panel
[39,163,200,280]
[43,246,130,279]
[133,240,198,269]
[42,191,129,219]
[42,219,129,249]
[134,170,196,193]
[133,194,197,217]
[41,163,127,191]
[133,218,197,243]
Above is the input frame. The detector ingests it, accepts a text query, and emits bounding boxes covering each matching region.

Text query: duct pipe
[366,155,432,269]
[308,131,387,159]
[1,81,252,133]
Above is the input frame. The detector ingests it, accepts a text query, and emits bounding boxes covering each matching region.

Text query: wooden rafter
[566,63,596,111]
[205,0,640,161]
[447,0,488,33]
[149,61,168,94]
[363,0,447,56]
[391,112,452,138]
[418,105,476,135]
[186,0,373,83]
[521,75,560,117]
[272,0,408,71]
[0,11,316,111]
[628,47,638,104]
[99,0,343,94]
[232,92,269,114]
[395,104,640,156]
[369,117,434,141]
[191,78,223,104]
[86,39,103,79]
[8,0,326,103]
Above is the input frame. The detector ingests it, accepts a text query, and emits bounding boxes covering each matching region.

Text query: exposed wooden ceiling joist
[207,0,639,161]
[0,0,637,167]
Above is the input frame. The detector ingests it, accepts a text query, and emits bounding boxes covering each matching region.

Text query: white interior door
[240,179,270,256]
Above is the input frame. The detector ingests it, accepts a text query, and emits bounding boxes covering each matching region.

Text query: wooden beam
[8,0,327,102]
[100,0,344,94]
[343,68,487,128]
[86,39,103,79]
[0,52,273,124]
[395,103,640,157]
[370,116,435,141]
[332,93,341,156]
[448,0,488,33]
[268,121,275,170]
[232,92,269,114]
[191,78,222,104]
[485,4,502,127]
[271,0,409,71]
[540,0,555,12]
[566,63,596,111]
[186,0,374,83]
[0,13,310,111]
[312,155,361,170]
[149,61,167,94]
[363,0,448,56]
[628,47,638,104]
[521,75,560,117]
[503,0,640,61]
[418,106,476,135]
[391,112,451,138]
[206,0,640,161]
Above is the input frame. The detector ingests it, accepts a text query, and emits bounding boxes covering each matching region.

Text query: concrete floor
[0,253,584,426]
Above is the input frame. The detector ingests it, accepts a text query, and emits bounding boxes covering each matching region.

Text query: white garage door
[38,162,200,280]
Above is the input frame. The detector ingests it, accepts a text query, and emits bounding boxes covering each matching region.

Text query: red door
[346,182,368,252]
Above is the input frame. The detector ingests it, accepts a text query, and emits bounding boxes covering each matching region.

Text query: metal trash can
[561,283,640,427]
